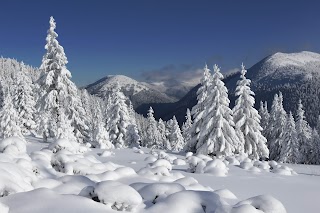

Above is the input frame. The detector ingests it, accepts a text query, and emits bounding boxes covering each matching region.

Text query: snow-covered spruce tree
[182,108,192,148]
[259,101,269,137]
[94,121,114,149]
[144,107,162,149]
[106,85,139,148]
[266,92,287,161]
[13,62,36,135]
[196,65,240,157]
[56,107,76,142]
[168,116,185,152]
[37,16,89,142]
[233,64,268,160]
[309,129,320,164]
[0,94,24,140]
[158,118,170,150]
[188,64,212,152]
[296,99,312,163]
[278,112,300,163]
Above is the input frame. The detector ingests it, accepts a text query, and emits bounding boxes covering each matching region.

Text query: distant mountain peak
[266,51,320,68]
[85,74,176,108]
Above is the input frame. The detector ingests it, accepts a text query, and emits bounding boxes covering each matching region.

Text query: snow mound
[0,161,35,196]
[272,165,297,176]
[0,202,9,213]
[149,159,172,171]
[48,138,88,154]
[203,159,229,176]
[214,189,238,200]
[0,136,26,155]
[234,195,287,213]
[138,183,185,203]
[99,150,114,157]
[92,181,143,211]
[148,190,226,212]
[144,156,157,163]
[138,166,171,177]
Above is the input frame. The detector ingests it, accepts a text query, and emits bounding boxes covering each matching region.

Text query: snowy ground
[0,136,319,213]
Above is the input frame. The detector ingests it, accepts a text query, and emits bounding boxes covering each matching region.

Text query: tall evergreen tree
[309,129,320,164]
[168,116,185,152]
[278,112,300,163]
[106,85,139,148]
[188,65,212,152]
[259,101,269,137]
[296,99,312,163]
[233,64,268,160]
[144,107,162,149]
[182,108,192,148]
[196,65,240,157]
[0,95,24,140]
[37,16,88,142]
[13,62,36,135]
[94,121,114,149]
[267,92,287,160]
[158,118,169,150]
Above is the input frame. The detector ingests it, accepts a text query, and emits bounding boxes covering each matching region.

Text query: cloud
[141,64,204,86]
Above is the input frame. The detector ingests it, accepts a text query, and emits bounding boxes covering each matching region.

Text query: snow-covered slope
[85,75,176,108]
[2,136,320,213]
[248,51,320,85]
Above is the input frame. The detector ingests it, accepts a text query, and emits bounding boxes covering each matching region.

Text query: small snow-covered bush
[203,159,229,176]
[148,190,225,212]
[187,156,205,173]
[144,156,157,163]
[138,183,185,204]
[99,150,114,157]
[48,138,88,154]
[91,181,143,211]
[0,136,26,155]
[233,195,287,213]
[138,166,171,177]
[272,165,297,176]
[149,159,172,171]
[239,161,254,170]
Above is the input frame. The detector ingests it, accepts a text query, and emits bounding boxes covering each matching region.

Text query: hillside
[137,51,320,126]
[85,75,176,108]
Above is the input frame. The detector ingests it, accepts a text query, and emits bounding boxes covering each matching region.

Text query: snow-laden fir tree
[144,107,162,149]
[182,108,192,148]
[37,16,89,142]
[278,112,300,163]
[266,92,287,161]
[56,107,76,142]
[309,129,320,164]
[94,121,114,149]
[188,64,212,152]
[106,84,139,148]
[13,62,36,134]
[196,64,240,157]
[259,101,269,137]
[158,118,170,150]
[296,99,312,163]
[233,64,268,160]
[0,94,24,140]
[168,116,185,152]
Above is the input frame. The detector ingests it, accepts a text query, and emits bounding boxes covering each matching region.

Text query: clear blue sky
[0,0,319,86]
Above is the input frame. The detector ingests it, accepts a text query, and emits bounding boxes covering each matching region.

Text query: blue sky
[0,0,319,86]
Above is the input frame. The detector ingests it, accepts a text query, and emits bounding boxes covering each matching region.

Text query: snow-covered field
[0,136,319,213]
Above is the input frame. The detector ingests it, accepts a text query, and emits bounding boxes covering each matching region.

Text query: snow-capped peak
[266,51,320,68]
